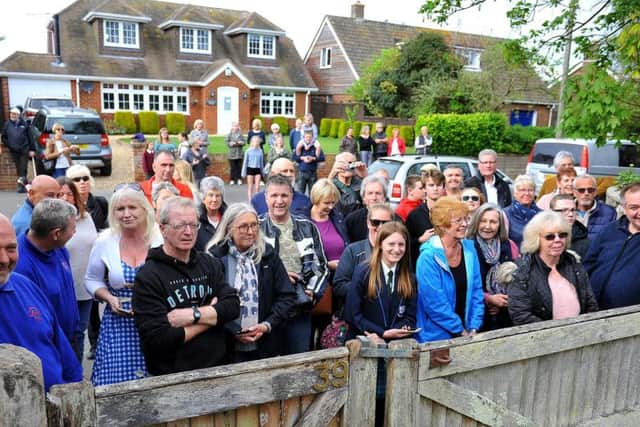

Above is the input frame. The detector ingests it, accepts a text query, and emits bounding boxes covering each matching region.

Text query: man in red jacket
[140,151,193,204]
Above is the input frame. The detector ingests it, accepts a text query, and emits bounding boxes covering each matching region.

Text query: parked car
[368,155,513,208]
[29,106,112,176]
[525,138,640,192]
[20,96,75,123]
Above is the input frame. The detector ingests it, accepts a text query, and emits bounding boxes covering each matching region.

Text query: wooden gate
[385,305,640,427]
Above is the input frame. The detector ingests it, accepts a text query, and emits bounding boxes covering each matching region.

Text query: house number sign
[312,359,348,392]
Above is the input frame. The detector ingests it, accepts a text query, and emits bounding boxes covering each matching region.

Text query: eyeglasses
[462,195,480,202]
[369,219,390,227]
[575,187,596,194]
[235,223,259,233]
[452,217,469,226]
[55,128,65,132]
[542,232,569,241]
[72,176,90,183]
[553,208,576,214]
[165,222,201,231]
[114,182,142,192]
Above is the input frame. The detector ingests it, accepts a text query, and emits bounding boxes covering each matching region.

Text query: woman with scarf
[466,203,519,330]
[207,203,296,362]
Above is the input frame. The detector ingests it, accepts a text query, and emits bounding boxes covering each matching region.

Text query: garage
[8,77,71,108]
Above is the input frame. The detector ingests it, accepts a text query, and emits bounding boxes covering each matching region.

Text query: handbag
[312,285,333,316]
[319,314,349,348]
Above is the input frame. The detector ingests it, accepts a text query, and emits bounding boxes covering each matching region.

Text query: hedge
[352,121,363,138]
[415,113,507,156]
[165,113,186,134]
[319,118,332,137]
[329,119,342,138]
[503,125,555,154]
[271,116,290,135]
[113,111,136,134]
[399,125,415,147]
[138,111,160,134]
[338,121,351,139]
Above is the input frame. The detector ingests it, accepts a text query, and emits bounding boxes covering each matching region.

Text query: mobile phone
[404,327,422,334]
[115,306,133,316]
[236,328,250,335]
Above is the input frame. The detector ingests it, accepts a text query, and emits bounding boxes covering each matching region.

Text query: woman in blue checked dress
[84,186,163,385]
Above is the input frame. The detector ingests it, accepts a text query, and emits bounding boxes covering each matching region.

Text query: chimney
[351,2,364,19]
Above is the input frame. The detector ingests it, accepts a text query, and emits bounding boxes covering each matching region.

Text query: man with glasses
[140,151,193,205]
[584,182,640,309]
[11,174,60,237]
[133,196,239,375]
[464,149,512,208]
[573,174,616,240]
[549,194,590,258]
[1,107,34,193]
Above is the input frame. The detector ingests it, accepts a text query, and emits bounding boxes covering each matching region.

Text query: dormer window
[180,28,211,54]
[104,20,139,49]
[455,46,482,71]
[320,47,332,68]
[248,34,275,59]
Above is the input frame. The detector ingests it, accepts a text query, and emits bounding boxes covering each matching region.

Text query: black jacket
[133,247,240,375]
[508,252,598,325]
[86,193,109,231]
[1,119,33,153]
[406,204,433,269]
[332,176,362,218]
[464,174,512,208]
[195,202,227,252]
[209,241,296,359]
[569,221,590,259]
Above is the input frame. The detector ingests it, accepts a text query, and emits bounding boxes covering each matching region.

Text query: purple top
[313,218,346,261]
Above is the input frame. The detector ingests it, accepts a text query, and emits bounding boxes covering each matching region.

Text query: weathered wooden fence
[3,306,640,426]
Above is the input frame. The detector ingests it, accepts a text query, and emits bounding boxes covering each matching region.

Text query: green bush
[103,119,126,135]
[113,111,136,134]
[352,121,363,138]
[271,116,289,135]
[415,113,507,156]
[319,118,332,137]
[399,125,415,147]
[338,121,351,138]
[329,119,342,138]
[502,125,555,154]
[165,113,186,134]
[138,111,160,134]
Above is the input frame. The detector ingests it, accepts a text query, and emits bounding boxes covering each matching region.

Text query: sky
[0,0,520,62]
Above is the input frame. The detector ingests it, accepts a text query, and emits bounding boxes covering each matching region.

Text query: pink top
[549,273,580,320]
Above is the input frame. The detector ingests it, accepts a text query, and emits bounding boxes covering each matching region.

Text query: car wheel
[100,162,112,176]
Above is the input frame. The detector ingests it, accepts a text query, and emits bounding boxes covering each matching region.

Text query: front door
[217,86,238,135]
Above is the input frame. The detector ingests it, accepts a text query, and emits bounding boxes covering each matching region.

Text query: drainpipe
[75,77,80,108]
[548,104,556,127]
[305,90,310,115]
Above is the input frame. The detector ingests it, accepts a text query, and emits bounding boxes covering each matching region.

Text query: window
[101,83,188,114]
[619,145,640,167]
[455,47,482,71]
[103,20,139,48]
[320,47,332,68]
[180,28,211,54]
[260,91,295,117]
[248,34,276,59]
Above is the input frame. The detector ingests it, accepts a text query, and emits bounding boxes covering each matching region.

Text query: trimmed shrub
[113,111,136,134]
[271,116,289,135]
[329,119,342,138]
[338,121,351,139]
[103,119,126,135]
[502,125,555,154]
[399,125,415,147]
[352,121,363,138]
[138,111,160,134]
[165,113,186,134]
[319,118,332,137]
[415,113,507,156]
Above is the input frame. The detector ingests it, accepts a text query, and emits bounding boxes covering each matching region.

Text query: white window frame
[247,33,276,59]
[180,27,212,54]
[101,83,189,114]
[320,47,332,68]
[455,46,482,71]
[260,91,295,117]
[103,20,140,49]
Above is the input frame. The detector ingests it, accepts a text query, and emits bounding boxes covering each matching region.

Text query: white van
[525,138,640,191]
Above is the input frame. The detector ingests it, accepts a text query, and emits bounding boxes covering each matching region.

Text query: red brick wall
[0,149,21,190]
[1,78,10,120]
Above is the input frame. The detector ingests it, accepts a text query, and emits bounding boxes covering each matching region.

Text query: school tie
[387,270,394,294]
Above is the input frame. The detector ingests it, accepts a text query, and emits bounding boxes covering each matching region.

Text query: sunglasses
[575,187,596,194]
[462,195,480,202]
[72,176,90,183]
[542,232,569,241]
[114,182,143,193]
[369,219,390,227]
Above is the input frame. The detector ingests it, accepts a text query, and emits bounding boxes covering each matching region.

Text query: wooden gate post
[384,339,418,427]
[342,338,378,427]
[0,344,47,426]
[47,381,97,427]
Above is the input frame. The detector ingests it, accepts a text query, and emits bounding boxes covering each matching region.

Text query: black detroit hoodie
[133,246,240,375]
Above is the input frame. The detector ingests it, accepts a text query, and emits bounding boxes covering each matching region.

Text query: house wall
[305,23,356,96]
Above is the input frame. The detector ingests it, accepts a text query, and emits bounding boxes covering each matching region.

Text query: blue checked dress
[91,261,147,386]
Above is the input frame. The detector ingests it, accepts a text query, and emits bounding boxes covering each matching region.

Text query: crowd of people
[0,120,639,409]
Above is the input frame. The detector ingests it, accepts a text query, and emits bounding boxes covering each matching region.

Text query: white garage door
[8,78,71,108]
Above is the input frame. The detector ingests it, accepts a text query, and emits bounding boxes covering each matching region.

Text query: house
[303,2,556,127]
[0,0,317,134]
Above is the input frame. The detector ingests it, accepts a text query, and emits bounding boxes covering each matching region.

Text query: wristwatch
[192,305,201,324]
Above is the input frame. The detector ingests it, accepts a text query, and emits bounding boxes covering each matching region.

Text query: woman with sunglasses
[45,123,80,178]
[416,197,484,342]
[84,186,163,385]
[207,203,295,362]
[466,203,519,330]
[460,187,485,214]
[508,211,598,325]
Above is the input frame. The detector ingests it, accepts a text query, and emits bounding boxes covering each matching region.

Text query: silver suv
[369,155,513,208]
[29,107,112,176]
[21,96,74,123]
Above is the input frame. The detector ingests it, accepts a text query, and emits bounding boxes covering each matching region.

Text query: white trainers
[237,180,242,185]
[229,181,234,186]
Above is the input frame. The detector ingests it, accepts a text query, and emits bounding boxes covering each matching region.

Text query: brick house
[304,2,557,127]
[0,0,317,134]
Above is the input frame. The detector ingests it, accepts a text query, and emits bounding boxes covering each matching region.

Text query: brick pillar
[206,154,230,182]
[131,141,147,183]
[0,147,20,191]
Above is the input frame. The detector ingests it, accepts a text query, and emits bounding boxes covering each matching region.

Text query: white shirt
[484,175,498,205]
[381,262,397,294]
[390,138,401,156]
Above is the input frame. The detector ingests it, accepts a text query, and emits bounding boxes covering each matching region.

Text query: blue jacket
[251,191,311,218]
[580,201,617,241]
[416,237,484,342]
[0,273,82,391]
[11,199,34,237]
[333,239,372,300]
[583,216,640,309]
[504,201,541,247]
[2,118,33,153]
[289,129,303,151]
[345,264,416,339]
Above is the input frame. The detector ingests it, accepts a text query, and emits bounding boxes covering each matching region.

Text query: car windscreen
[531,143,584,166]
[368,159,402,179]
[32,99,74,109]
[49,118,105,135]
